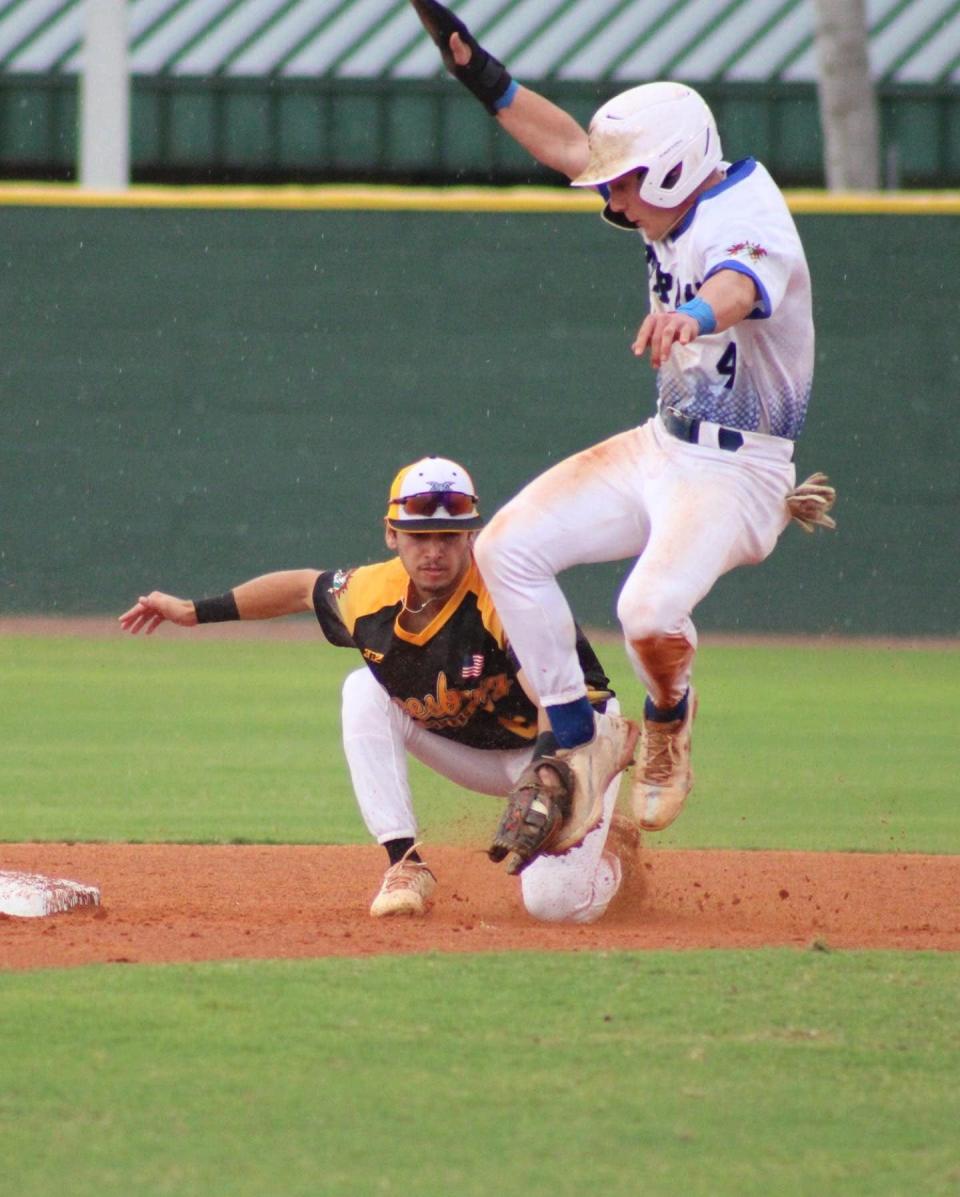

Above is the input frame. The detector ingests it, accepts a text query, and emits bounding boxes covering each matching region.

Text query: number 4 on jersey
[717,342,737,389]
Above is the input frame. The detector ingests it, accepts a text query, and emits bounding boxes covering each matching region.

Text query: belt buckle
[664,407,696,443]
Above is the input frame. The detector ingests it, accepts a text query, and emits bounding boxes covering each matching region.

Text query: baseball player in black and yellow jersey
[119,457,640,924]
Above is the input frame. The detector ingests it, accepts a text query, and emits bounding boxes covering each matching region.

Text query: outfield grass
[1,951,958,1197]
[0,634,956,852]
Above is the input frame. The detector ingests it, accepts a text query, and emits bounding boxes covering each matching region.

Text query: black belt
[661,407,744,452]
[660,409,794,459]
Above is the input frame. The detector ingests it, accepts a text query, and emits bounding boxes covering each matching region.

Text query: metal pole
[79,0,129,189]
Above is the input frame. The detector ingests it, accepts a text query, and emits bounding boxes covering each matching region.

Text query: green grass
[687,641,960,852]
[0,634,957,851]
[2,634,959,1196]
[1,952,958,1197]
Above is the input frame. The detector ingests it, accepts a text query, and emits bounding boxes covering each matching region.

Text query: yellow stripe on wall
[0,181,958,215]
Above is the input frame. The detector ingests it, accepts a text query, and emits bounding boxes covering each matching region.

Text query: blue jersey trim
[670,158,758,241]
[706,157,757,197]
[703,258,771,319]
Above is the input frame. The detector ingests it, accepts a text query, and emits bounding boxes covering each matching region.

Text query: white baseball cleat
[369,846,437,917]
[549,712,641,854]
[631,688,698,831]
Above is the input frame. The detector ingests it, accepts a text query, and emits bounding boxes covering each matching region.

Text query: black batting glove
[409,0,515,114]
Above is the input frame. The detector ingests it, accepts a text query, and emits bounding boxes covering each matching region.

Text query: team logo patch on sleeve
[726,240,768,262]
[329,568,354,596]
[461,653,484,679]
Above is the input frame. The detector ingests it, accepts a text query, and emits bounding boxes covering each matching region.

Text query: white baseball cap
[385,456,483,532]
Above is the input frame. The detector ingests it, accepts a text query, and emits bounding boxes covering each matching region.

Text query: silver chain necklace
[401,593,445,616]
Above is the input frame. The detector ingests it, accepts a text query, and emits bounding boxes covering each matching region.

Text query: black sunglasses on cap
[390,491,478,518]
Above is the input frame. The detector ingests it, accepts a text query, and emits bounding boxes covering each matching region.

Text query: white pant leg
[342,668,628,924]
[615,421,795,703]
[341,666,529,842]
[618,420,794,638]
[475,418,795,710]
[519,767,624,924]
[341,667,419,843]
[474,429,652,708]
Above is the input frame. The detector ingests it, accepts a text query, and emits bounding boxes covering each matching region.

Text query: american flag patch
[461,654,484,679]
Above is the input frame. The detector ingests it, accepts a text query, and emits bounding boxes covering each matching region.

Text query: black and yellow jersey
[312,559,612,751]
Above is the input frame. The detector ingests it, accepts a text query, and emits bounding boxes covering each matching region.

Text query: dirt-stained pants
[341,666,626,924]
[474,416,794,711]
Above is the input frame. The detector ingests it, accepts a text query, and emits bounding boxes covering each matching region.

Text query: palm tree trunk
[813,0,880,189]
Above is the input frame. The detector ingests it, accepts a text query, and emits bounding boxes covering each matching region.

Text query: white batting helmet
[571,82,722,208]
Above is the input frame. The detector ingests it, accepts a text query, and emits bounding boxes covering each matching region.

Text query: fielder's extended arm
[119,570,320,634]
[409,0,589,180]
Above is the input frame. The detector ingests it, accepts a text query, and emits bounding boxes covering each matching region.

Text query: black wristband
[455,49,513,115]
[193,592,240,624]
[411,0,514,114]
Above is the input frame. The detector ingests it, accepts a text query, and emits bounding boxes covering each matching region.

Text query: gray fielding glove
[409,0,515,113]
[488,757,573,876]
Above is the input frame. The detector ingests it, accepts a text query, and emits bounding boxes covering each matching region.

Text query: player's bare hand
[118,592,196,635]
[450,31,471,66]
[632,312,699,369]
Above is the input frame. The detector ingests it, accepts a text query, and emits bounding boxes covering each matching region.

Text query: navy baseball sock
[644,690,689,723]
[385,838,421,865]
[546,695,596,748]
[532,730,559,760]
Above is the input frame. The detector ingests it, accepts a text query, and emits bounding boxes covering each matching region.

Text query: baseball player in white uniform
[411,1,834,839]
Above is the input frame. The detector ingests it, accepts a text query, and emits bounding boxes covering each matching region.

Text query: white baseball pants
[341,666,626,924]
[474,415,796,710]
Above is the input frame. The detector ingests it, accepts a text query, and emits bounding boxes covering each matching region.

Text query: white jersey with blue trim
[644,158,813,440]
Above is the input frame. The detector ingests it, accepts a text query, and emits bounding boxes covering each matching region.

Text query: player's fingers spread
[631,318,653,356]
[661,321,687,363]
[644,330,658,366]
[650,325,670,368]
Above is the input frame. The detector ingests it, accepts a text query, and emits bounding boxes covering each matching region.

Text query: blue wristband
[493,78,519,111]
[676,297,717,335]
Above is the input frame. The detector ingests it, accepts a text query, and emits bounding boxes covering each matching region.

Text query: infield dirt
[3,620,957,970]
[1,842,957,971]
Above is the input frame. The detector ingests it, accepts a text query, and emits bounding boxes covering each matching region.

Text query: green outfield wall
[2,77,959,189]
[2,191,957,636]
